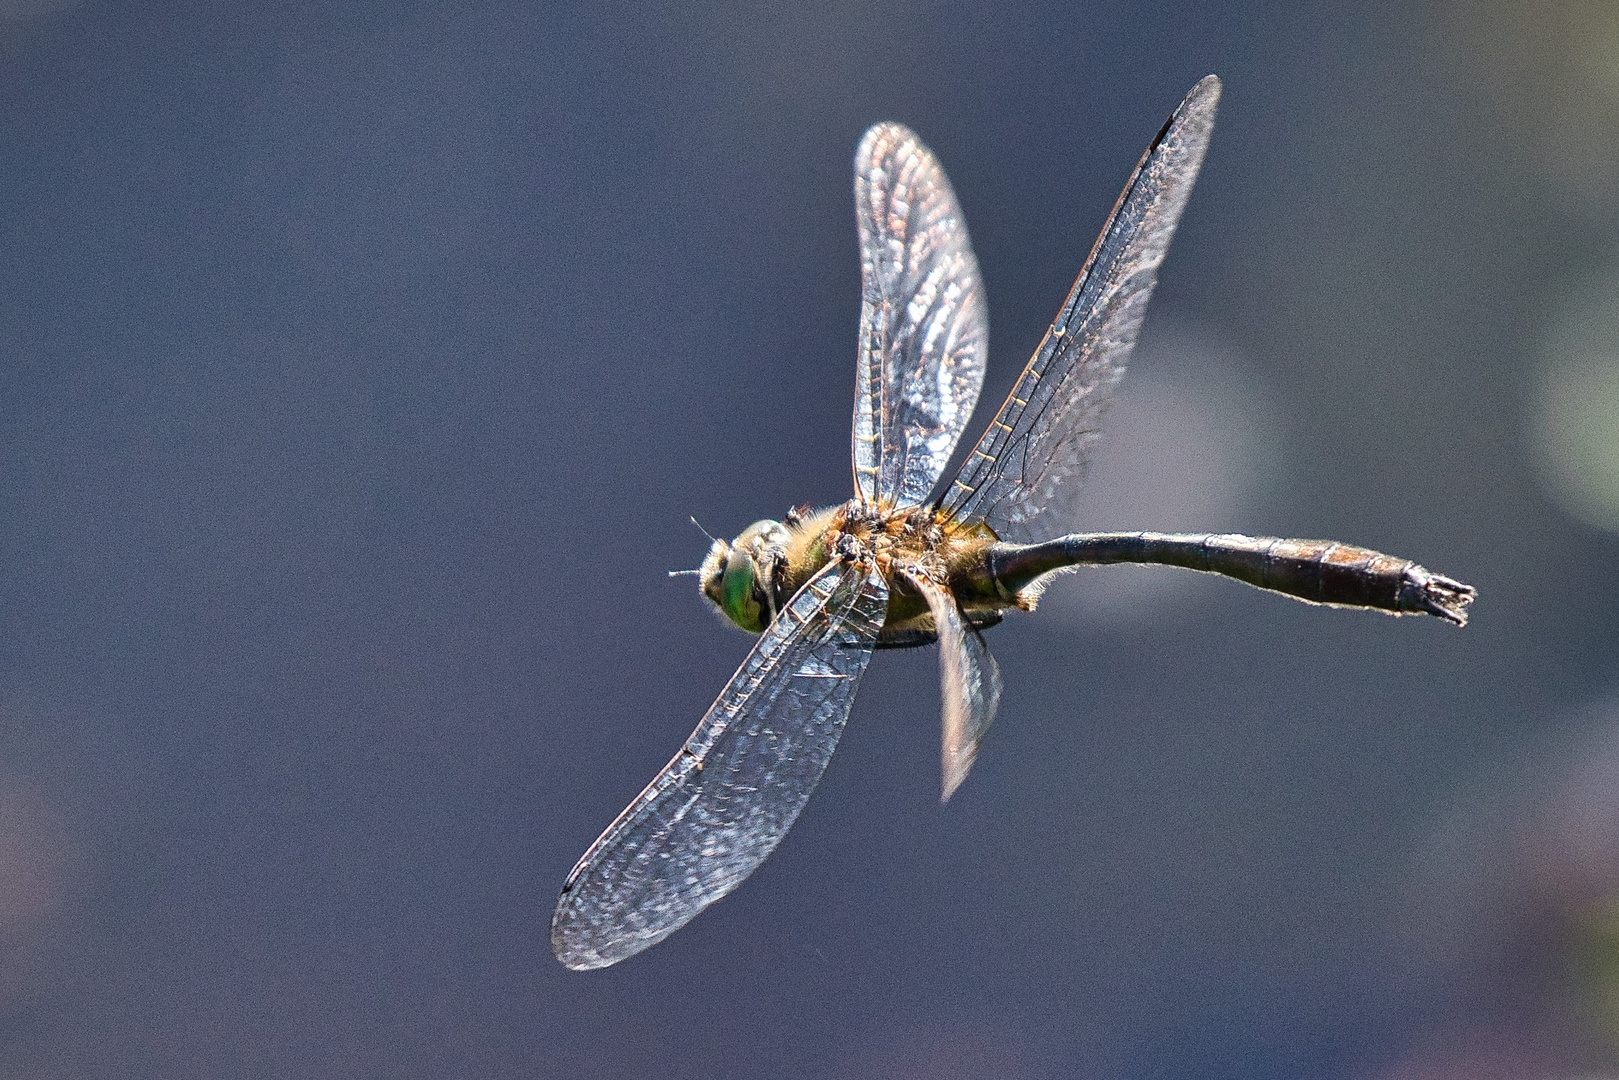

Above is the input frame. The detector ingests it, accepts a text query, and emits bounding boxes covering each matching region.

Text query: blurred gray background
[4,1,1619,1078]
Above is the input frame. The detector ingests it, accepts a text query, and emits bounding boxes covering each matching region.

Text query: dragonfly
[550,75,1475,971]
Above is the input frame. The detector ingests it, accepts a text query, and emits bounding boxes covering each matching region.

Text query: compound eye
[719,547,766,633]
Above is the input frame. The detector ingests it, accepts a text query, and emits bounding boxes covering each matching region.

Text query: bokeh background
[3,1,1619,1077]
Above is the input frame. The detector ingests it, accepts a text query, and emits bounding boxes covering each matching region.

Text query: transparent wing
[940,76,1220,541]
[551,560,889,971]
[852,123,989,508]
[905,570,1003,802]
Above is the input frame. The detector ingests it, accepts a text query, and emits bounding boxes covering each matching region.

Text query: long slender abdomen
[987,532,1476,625]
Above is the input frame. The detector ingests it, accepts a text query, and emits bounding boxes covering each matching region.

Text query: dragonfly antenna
[670,517,719,580]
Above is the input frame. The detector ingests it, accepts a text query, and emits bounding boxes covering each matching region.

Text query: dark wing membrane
[905,571,1002,802]
[939,76,1220,541]
[551,561,889,971]
[852,123,989,509]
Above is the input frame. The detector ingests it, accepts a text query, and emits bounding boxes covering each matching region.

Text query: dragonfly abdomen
[987,531,1475,625]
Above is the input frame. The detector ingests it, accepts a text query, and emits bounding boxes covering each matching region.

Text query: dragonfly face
[550,76,1472,972]
[699,518,791,633]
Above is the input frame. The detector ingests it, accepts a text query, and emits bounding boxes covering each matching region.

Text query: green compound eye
[720,548,766,633]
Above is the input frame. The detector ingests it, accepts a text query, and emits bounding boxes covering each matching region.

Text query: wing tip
[1132,75,1221,182]
[1163,74,1222,140]
[856,120,921,170]
[550,895,600,971]
[1181,74,1222,116]
[940,752,976,803]
[550,906,635,971]
[553,949,612,972]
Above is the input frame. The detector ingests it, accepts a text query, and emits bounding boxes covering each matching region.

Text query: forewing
[852,123,989,508]
[551,561,889,970]
[940,76,1220,541]
[905,571,1003,802]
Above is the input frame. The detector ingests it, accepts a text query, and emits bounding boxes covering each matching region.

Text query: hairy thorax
[777,502,1014,646]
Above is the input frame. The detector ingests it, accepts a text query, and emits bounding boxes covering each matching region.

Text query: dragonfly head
[698,519,792,633]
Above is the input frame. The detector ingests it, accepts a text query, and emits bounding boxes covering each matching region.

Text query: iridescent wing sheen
[905,571,1003,802]
[939,76,1220,541]
[551,560,889,971]
[851,123,989,509]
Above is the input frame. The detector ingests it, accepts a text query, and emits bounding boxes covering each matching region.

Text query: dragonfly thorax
[698,502,1008,640]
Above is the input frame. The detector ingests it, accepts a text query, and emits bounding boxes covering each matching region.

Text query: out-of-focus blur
[1,2,1617,1078]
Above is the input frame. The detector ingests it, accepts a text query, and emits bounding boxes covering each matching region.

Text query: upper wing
[551,560,889,971]
[851,123,989,509]
[939,76,1220,541]
[905,571,1003,802]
